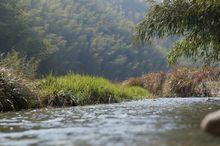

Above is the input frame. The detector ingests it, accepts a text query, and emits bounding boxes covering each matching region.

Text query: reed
[124,67,220,97]
[0,68,39,112]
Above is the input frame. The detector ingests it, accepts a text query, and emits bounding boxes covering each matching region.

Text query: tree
[136,0,220,65]
[33,0,167,79]
[0,0,54,59]
[0,0,168,80]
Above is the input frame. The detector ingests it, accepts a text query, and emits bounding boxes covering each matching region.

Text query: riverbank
[1,66,220,112]
[39,74,150,107]
[123,67,220,97]
[0,68,150,112]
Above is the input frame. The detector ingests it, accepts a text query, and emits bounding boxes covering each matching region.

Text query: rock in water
[201,110,220,136]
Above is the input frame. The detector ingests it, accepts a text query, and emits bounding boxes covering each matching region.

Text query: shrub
[142,72,166,96]
[0,68,39,112]
[39,74,150,107]
[125,67,220,97]
[122,77,144,87]
[163,68,194,97]
[163,67,220,97]
[0,51,40,112]
[0,51,38,79]
[202,82,220,97]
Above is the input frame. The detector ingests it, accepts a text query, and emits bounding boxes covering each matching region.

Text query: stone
[201,110,220,136]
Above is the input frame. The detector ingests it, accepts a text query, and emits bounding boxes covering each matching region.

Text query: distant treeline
[0,0,169,80]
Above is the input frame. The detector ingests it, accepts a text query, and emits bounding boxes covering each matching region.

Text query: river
[0,98,220,146]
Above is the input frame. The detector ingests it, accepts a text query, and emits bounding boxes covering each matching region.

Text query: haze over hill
[0,0,170,80]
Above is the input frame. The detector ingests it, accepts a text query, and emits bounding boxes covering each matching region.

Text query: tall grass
[163,67,220,97]
[0,51,38,79]
[124,67,220,97]
[0,51,150,111]
[0,68,39,112]
[39,74,150,107]
[0,51,40,112]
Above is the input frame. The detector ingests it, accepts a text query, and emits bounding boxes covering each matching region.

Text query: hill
[0,0,168,80]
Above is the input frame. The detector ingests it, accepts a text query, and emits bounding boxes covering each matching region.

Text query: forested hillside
[0,0,168,80]
[107,0,147,23]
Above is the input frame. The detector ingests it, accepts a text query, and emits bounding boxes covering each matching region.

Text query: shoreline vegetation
[39,74,149,107]
[123,67,220,98]
[0,67,150,112]
[1,65,220,112]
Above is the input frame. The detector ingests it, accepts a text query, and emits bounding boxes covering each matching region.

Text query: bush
[142,72,166,96]
[202,82,220,97]
[125,67,220,97]
[122,77,144,87]
[39,74,150,107]
[0,68,39,112]
[0,51,38,79]
[163,67,220,97]
[0,51,40,112]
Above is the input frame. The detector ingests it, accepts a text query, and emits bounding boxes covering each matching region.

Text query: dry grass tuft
[124,67,220,97]
[0,68,39,112]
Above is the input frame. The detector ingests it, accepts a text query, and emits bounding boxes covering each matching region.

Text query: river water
[1,98,220,146]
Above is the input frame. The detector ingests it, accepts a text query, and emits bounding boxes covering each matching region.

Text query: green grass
[39,74,150,107]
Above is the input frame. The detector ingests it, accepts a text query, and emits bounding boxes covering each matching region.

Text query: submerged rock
[201,110,220,136]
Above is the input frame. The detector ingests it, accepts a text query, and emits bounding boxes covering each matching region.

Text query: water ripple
[0,98,220,146]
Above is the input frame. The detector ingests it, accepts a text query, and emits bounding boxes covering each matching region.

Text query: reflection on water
[0,98,220,146]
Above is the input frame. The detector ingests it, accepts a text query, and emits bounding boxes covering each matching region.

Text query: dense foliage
[107,0,147,23]
[0,0,53,58]
[137,0,220,65]
[0,0,168,80]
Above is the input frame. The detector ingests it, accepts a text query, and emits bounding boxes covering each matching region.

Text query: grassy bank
[0,69,150,112]
[39,74,150,107]
[3,64,219,112]
[123,67,220,97]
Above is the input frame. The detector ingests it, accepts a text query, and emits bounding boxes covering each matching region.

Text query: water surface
[1,98,220,146]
